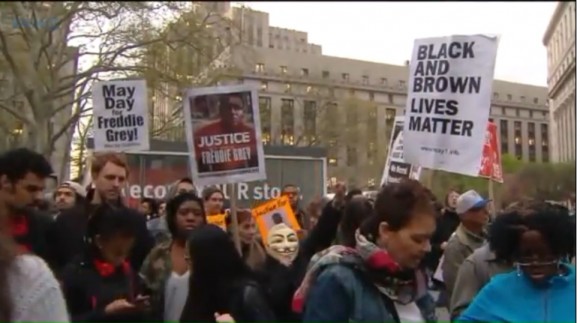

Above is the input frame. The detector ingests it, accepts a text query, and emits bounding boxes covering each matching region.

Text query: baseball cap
[456,190,488,214]
[59,181,87,198]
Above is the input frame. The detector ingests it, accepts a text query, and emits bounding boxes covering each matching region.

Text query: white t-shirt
[164,271,191,323]
[8,255,70,322]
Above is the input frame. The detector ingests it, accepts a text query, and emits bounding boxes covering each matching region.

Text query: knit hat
[58,181,87,198]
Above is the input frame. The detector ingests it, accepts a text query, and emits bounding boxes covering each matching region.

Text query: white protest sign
[403,35,499,176]
[381,116,422,185]
[92,79,149,152]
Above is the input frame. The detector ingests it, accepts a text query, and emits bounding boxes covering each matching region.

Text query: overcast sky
[240,1,558,87]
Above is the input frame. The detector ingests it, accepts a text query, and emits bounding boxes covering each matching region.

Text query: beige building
[543,2,576,163]
[160,2,550,187]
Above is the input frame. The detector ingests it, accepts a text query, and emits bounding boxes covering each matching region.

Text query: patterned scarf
[292,231,428,313]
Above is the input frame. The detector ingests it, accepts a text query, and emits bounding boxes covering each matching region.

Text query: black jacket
[61,254,151,322]
[258,201,343,321]
[12,208,55,264]
[424,209,460,271]
[48,202,154,277]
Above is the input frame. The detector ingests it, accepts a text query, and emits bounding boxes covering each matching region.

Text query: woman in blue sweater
[458,204,575,323]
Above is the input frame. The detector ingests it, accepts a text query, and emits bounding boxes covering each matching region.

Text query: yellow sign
[251,195,301,243]
[206,213,227,231]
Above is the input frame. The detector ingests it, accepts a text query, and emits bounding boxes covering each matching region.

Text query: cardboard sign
[251,195,301,244]
[479,121,503,183]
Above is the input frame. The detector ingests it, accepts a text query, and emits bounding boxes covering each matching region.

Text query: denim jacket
[303,264,437,322]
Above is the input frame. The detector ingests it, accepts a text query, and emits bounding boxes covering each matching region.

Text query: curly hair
[492,203,574,262]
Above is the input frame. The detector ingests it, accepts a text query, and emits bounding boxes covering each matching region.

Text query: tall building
[543,2,576,163]
[159,2,550,187]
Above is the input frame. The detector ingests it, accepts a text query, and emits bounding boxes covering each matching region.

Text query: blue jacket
[458,265,576,322]
[303,264,437,322]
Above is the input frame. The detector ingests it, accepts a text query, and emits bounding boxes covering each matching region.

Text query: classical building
[159,2,550,188]
[543,2,576,163]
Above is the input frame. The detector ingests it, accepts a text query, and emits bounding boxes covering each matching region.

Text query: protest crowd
[0,34,576,323]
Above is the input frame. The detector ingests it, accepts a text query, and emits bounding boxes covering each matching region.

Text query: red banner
[479,122,503,183]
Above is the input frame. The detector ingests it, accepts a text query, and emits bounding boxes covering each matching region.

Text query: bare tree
[0,2,238,162]
[70,115,92,180]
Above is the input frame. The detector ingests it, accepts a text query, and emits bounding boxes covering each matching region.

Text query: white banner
[381,116,422,185]
[403,35,499,176]
[183,84,266,186]
[92,79,149,152]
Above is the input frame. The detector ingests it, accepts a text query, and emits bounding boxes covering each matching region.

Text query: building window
[381,78,388,85]
[528,110,533,118]
[328,156,338,166]
[362,75,369,85]
[385,108,396,128]
[322,70,329,79]
[280,65,288,75]
[305,85,312,94]
[533,97,539,104]
[281,99,295,145]
[285,83,292,93]
[507,94,512,101]
[347,147,357,166]
[520,95,526,102]
[301,68,309,76]
[259,96,272,145]
[501,107,506,115]
[398,80,406,88]
[515,136,521,144]
[303,100,317,144]
[342,73,350,81]
[369,92,375,101]
[515,108,520,117]
[255,63,265,73]
[349,88,355,96]
[260,81,268,91]
[493,92,499,100]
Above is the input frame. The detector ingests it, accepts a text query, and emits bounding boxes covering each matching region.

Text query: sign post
[228,183,242,254]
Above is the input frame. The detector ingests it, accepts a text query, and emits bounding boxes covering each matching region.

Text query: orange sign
[251,195,301,244]
[479,122,503,183]
[207,214,227,230]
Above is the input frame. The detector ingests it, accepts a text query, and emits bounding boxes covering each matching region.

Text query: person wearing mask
[61,204,151,322]
[442,190,488,303]
[234,209,267,271]
[50,152,154,276]
[0,188,69,322]
[53,181,87,220]
[180,225,275,322]
[457,205,575,322]
[449,199,544,319]
[139,198,158,221]
[296,180,437,322]
[140,193,206,322]
[0,148,55,263]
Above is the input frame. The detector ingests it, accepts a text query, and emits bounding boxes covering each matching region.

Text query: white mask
[266,223,299,266]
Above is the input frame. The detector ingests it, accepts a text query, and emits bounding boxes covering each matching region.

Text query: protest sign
[479,121,503,183]
[251,196,300,244]
[381,116,422,185]
[403,35,499,176]
[207,213,227,230]
[92,79,149,151]
[183,84,266,186]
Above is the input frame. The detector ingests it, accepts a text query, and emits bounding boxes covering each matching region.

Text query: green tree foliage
[430,153,573,206]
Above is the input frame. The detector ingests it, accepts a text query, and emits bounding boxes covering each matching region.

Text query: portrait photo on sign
[183,84,266,186]
[252,196,301,244]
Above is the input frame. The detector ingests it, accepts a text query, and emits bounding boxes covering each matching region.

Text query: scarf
[9,215,31,254]
[292,231,428,313]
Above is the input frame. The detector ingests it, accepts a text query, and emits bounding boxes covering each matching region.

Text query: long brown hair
[0,199,17,321]
[235,209,266,270]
